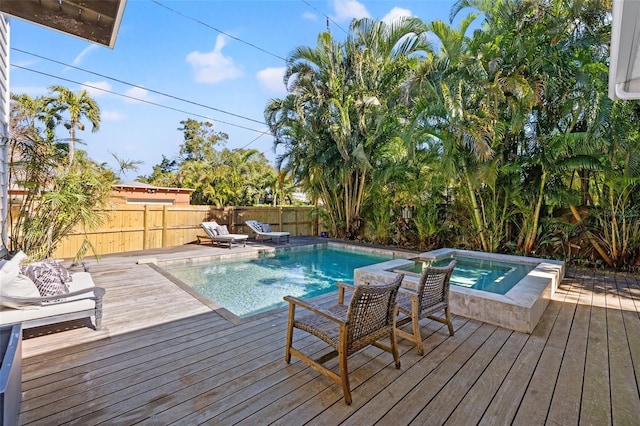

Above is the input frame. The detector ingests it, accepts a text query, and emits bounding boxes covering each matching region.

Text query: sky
[7,0,462,178]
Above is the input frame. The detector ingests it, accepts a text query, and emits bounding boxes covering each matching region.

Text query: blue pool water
[163,247,393,318]
[394,255,536,295]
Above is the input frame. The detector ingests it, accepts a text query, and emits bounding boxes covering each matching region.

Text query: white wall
[0,15,8,253]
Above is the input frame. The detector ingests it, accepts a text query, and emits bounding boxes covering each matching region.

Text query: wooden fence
[49,205,318,259]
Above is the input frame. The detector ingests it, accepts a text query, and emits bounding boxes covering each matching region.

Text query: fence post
[229,206,236,232]
[143,204,149,250]
[162,205,168,247]
[279,207,283,232]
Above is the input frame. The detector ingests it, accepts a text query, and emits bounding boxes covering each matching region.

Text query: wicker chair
[396,260,456,355]
[283,274,404,405]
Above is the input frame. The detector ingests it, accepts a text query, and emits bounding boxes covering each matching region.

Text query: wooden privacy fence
[50,205,318,259]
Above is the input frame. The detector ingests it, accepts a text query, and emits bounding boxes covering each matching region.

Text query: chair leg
[285,304,295,363]
[390,330,401,368]
[95,298,103,331]
[338,347,352,405]
[445,307,454,336]
[411,310,424,356]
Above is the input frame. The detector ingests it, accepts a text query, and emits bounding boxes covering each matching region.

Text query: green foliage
[143,120,279,207]
[266,1,640,269]
[266,17,430,238]
[8,91,114,261]
[46,85,101,169]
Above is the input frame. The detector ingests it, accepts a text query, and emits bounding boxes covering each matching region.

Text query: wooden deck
[16,242,640,425]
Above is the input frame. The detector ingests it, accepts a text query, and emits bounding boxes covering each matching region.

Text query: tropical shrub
[8,89,114,261]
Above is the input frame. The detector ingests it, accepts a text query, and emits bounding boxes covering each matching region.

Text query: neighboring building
[111,181,194,205]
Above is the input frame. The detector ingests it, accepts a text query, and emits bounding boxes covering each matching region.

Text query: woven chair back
[346,274,403,351]
[417,260,456,311]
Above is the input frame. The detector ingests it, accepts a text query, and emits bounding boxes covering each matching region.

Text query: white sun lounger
[199,222,249,249]
[245,220,290,244]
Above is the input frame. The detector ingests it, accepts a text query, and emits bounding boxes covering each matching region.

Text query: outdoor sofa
[0,252,105,330]
[245,220,290,244]
[199,221,249,249]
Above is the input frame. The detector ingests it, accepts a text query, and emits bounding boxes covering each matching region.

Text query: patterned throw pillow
[42,259,72,283]
[253,222,263,232]
[20,261,70,298]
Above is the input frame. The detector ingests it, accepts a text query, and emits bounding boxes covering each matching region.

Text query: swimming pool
[162,246,394,318]
[393,255,536,295]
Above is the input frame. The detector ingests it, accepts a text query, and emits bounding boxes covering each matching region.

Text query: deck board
[478,298,562,425]
[512,265,579,425]
[13,243,640,425]
[620,274,640,406]
[606,273,640,424]
[339,319,483,425]
[305,320,465,426]
[546,270,591,426]
[581,273,612,425]
[377,322,497,425]
[445,330,529,425]
[411,326,512,424]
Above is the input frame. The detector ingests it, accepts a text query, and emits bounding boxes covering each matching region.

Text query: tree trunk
[524,170,546,254]
[463,169,489,252]
[68,126,76,169]
[609,185,618,261]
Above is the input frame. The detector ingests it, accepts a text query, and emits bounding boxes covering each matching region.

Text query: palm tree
[266,17,429,238]
[46,85,100,168]
[8,91,114,260]
[408,15,503,251]
[110,152,143,180]
[10,93,56,142]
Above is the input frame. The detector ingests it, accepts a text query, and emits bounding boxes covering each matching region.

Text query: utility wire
[300,0,349,35]
[242,132,267,149]
[11,64,271,135]
[150,0,287,62]
[11,48,266,126]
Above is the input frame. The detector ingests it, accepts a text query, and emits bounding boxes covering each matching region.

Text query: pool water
[163,247,393,318]
[394,255,536,295]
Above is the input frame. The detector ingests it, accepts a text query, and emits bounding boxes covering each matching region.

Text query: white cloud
[82,81,111,97]
[382,7,413,24]
[124,87,152,103]
[257,67,287,94]
[332,0,370,22]
[186,34,243,84]
[72,44,98,66]
[102,110,126,121]
[302,11,317,21]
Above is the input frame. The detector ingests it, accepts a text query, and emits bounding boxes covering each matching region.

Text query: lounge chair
[284,274,404,405]
[0,253,105,330]
[199,222,249,249]
[245,220,290,244]
[395,260,456,355]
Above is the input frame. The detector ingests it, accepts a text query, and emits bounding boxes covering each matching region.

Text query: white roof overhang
[609,0,640,100]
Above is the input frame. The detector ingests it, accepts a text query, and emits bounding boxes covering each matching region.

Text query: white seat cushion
[212,234,249,241]
[0,271,98,326]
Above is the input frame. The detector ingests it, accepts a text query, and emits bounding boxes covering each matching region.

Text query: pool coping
[354,248,565,334]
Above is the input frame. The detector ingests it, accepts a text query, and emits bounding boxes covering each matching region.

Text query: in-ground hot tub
[353,248,565,333]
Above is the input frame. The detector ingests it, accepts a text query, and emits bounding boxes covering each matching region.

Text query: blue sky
[8,0,460,178]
